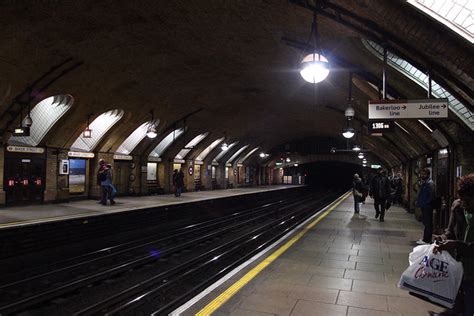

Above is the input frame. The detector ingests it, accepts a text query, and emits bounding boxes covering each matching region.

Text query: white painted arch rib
[149,128,184,158]
[116,120,159,155]
[9,95,73,147]
[70,109,124,152]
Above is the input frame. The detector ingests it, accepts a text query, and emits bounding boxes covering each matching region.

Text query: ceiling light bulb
[286,157,291,162]
[300,53,329,84]
[342,127,355,139]
[221,143,229,151]
[358,153,364,159]
[146,125,157,138]
[259,152,265,158]
[352,145,361,151]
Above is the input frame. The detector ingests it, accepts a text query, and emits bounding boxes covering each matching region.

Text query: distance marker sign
[368,99,448,120]
[368,120,394,133]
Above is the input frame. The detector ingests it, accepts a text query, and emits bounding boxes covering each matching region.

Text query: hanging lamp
[300,11,329,84]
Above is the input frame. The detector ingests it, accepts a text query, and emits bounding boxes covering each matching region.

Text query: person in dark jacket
[433,199,466,242]
[435,173,474,316]
[416,168,435,245]
[98,160,115,205]
[353,173,363,215]
[370,167,391,222]
[391,173,404,205]
[174,168,185,197]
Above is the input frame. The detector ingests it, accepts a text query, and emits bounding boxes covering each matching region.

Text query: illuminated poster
[69,159,86,193]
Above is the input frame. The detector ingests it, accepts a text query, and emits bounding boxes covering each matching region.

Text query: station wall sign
[368,99,448,119]
[68,151,95,158]
[113,154,133,161]
[7,145,45,154]
[368,120,394,134]
[148,156,162,162]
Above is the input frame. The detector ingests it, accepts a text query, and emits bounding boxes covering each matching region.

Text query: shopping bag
[110,184,117,197]
[398,244,463,309]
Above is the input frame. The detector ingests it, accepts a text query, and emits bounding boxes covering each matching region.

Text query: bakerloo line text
[375,105,402,116]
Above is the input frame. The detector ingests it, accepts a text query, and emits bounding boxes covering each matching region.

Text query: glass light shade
[146,125,157,138]
[342,127,355,139]
[221,143,229,151]
[345,106,355,119]
[259,152,265,158]
[363,164,367,167]
[300,53,330,83]
[352,145,361,151]
[24,115,33,127]
[286,157,291,162]
[83,128,92,138]
[358,154,364,159]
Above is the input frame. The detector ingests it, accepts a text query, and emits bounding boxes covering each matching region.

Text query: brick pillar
[158,160,172,193]
[0,147,5,205]
[42,148,72,203]
[128,156,141,195]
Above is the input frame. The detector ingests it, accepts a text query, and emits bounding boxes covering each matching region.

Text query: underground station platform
[174,193,444,316]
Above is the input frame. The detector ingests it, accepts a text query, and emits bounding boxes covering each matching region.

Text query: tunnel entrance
[4,150,46,206]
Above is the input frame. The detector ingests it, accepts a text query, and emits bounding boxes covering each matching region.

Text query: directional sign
[368,99,448,119]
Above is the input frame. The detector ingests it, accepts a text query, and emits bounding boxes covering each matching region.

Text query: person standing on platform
[175,168,185,197]
[434,173,474,316]
[353,173,363,215]
[172,169,179,197]
[391,173,404,205]
[370,167,391,222]
[416,168,435,245]
[98,160,115,205]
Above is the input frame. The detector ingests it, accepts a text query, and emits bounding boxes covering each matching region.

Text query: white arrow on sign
[368,99,448,119]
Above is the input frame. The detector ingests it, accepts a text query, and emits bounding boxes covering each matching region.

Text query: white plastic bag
[398,244,463,309]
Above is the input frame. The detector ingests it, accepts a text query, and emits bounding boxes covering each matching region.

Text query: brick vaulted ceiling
[0,0,472,167]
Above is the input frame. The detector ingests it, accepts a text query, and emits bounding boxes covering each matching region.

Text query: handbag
[354,190,363,198]
[109,184,117,197]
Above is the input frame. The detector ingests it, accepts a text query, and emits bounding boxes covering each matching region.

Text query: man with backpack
[97,159,115,205]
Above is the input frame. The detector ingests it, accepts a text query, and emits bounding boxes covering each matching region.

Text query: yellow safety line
[195,191,351,316]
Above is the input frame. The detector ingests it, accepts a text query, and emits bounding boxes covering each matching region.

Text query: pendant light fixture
[300,11,329,84]
[146,110,157,139]
[221,131,229,151]
[342,72,355,139]
[24,102,33,127]
[83,113,92,138]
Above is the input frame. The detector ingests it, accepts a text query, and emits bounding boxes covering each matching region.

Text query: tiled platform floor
[184,194,445,316]
[0,185,301,229]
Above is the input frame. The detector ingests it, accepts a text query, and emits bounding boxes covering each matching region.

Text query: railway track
[0,188,341,315]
